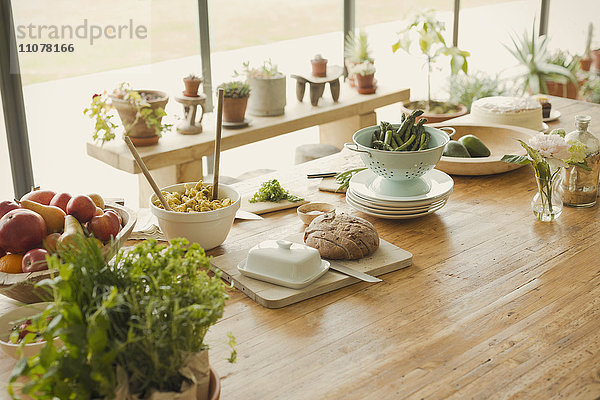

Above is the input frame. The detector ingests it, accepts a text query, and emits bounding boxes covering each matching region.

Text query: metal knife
[328,261,382,283]
[235,210,264,220]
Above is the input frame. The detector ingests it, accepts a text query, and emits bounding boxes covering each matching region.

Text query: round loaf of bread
[303,213,379,260]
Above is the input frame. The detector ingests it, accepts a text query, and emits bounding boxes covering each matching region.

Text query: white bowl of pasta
[150,182,241,250]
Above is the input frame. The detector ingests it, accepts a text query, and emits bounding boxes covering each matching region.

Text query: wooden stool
[295,143,340,164]
[291,66,343,106]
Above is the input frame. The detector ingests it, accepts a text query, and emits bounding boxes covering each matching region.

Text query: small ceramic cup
[297,202,336,225]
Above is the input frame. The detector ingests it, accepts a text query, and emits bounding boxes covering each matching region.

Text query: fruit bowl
[432,122,536,176]
[344,124,452,196]
[0,204,136,304]
[149,183,241,251]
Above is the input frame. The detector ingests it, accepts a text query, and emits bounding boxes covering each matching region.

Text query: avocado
[459,135,491,157]
[443,140,471,158]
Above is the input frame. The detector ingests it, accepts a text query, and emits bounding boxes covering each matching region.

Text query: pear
[58,215,84,249]
[20,199,66,234]
[88,193,105,210]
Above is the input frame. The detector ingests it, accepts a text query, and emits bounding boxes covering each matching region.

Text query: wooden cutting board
[211,233,412,308]
[318,177,346,193]
[239,195,308,215]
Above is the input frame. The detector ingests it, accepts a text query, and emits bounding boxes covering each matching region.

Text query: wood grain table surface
[2,96,599,399]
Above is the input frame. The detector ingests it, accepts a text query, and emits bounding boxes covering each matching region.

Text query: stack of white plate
[346,169,454,219]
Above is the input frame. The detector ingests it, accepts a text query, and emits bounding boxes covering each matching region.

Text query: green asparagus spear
[396,133,416,150]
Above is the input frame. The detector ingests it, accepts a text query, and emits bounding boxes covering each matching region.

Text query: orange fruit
[0,254,25,274]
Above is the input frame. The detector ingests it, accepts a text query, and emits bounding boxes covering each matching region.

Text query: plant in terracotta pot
[8,237,234,400]
[392,9,470,123]
[311,54,328,77]
[582,75,600,104]
[504,22,578,97]
[344,30,373,87]
[544,50,581,99]
[235,59,286,116]
[218,80,251,123]
[351,60,376,94]
[84,82,172,146]
[580,23,593,72]
[183,73,203,97]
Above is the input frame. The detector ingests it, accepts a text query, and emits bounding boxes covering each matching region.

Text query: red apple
[21,190,56,205]
[86,211,121,242]
[105,209,122,225]
[49,193,72,213]
[66,195,96,223]
[43,233,61,254]
[0,200,21,218]
[0,209,47,253]
[22,248,50,273]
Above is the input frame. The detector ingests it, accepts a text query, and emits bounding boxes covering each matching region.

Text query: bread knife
[328,261,382,283]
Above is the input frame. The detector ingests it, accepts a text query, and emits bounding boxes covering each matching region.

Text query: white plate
[346,189,447,211]
[543,110,561,123]
[541,122,550,133]
[237,258,329,289]
[346,196,446,219]
[346,193,448,216]
[349,169,454,204]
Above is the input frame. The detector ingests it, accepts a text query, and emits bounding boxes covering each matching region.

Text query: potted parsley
[9,236,234,400]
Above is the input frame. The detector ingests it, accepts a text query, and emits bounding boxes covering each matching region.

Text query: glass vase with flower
[502,131,589,222]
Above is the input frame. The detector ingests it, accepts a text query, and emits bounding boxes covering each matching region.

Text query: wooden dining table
[1,96,600,399]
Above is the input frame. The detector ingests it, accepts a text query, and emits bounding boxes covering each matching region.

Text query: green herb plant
[392,9,470,110]
[218,81,251,98]
[582,75,600,104]
[9,236,233,399]
[84,82,172,144]
[344,30,373,64]
[249,179,303,203]
[448,71,512,112]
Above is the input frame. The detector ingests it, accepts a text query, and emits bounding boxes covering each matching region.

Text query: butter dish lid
[237,240,329,289]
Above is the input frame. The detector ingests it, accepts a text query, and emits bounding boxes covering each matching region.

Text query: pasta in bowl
[149,182,241,250]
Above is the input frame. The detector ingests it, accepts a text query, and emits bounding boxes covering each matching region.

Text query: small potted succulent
[84,82,172,146]
[344,30,373,87]
[235,59,286,116]
[392,10,470,123]
[218,80,251,123]
[8,237,235,399]
[311,54,328,77]
[351,60,376,94]
[544,50,581,99]
[183,73,203,97]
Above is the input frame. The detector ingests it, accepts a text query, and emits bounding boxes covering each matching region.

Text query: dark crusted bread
[303,213,379,260]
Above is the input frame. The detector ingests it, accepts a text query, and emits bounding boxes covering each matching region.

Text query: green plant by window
[582,75,600,104]
[344,30,373,63]
[504,21,577,95]
[9,236,234,399]
[392,9,470,110]
[448,71,512,112]
[218,81,251,98]
[234,59,282,79]
[84,82,171,144]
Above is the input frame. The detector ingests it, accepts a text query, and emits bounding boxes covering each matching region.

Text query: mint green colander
[344,125,453,196]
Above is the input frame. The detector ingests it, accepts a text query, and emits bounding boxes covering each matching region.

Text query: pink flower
[528,133,571,161]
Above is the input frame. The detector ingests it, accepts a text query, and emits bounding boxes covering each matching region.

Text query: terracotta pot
[400,101,468,124]
[591,49,600,71]
[356,74,374,89]
[311,59,328,77]
[110,89,168,146]
[209,366,221,400]
[183,78,202,97]
[546,80,579,99]
[223,96,248,123]
[581,57,592,72]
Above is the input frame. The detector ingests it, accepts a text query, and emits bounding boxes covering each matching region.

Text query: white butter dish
[237,240,329,289]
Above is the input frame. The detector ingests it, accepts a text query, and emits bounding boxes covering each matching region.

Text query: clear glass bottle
[561,115,600,207]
